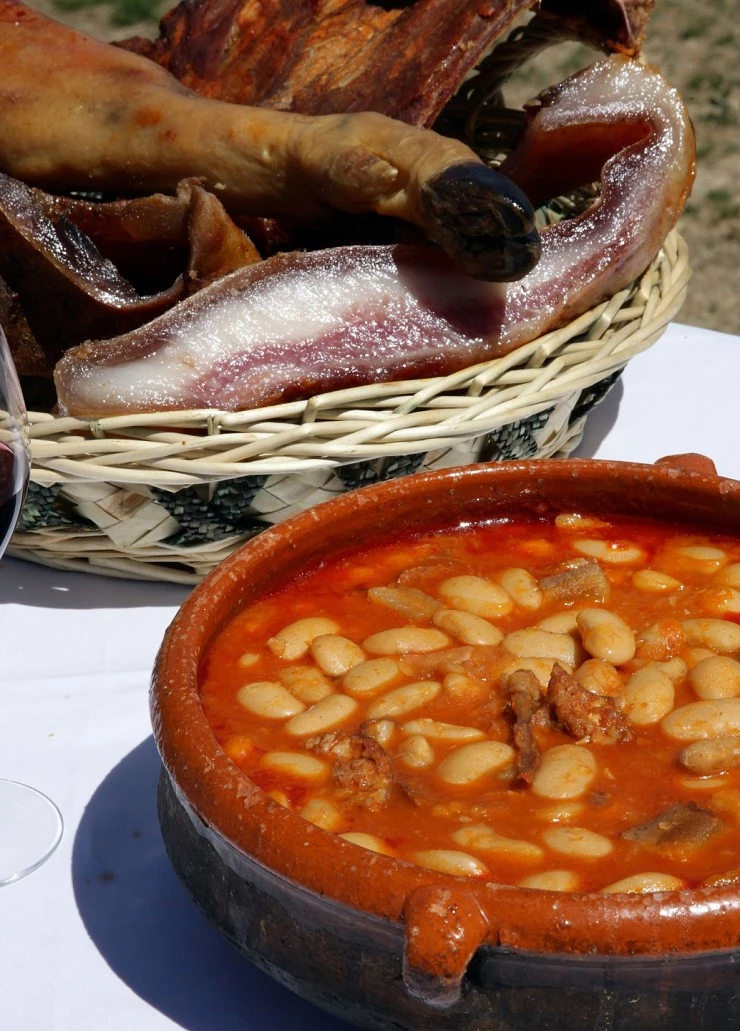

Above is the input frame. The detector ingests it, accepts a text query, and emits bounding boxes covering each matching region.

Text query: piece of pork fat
[54,56,695,418]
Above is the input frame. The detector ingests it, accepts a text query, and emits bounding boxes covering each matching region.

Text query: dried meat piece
[541,559,610,604]
[622,802,724,854]
[547,662,633,744]
[306,730,393,809]
[504,668,547,783]
[49,179,262,295]
[125,0,655,126]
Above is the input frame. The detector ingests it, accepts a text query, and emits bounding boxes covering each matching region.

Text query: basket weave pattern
[10,230,690,584]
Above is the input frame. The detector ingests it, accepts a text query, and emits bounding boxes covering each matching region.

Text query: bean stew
[200,512,740,894]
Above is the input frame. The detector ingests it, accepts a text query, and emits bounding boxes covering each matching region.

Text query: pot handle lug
[402,884,490,1008]
[655,453,718,477]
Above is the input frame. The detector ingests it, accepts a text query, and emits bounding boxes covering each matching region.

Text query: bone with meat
[54,56,695,417]
[0,0,541,284]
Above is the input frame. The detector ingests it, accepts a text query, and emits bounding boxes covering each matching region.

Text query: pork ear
[0,172,263,374]
[0,171,185,370]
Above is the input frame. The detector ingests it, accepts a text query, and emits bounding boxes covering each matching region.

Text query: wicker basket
[9,228,690,584]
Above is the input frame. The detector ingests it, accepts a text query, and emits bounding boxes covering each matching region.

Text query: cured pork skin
[54,56,695,418]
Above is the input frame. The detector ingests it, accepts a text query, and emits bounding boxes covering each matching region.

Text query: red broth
[200,513,740,893]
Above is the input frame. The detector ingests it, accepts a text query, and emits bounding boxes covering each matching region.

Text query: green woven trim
[17,482,92,532]
[570,369,623,424]
[151,477,269,547]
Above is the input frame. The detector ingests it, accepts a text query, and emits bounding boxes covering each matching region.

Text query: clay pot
[151,455,740,1030]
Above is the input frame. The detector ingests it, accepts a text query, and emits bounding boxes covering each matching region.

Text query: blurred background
[28,0,740,336]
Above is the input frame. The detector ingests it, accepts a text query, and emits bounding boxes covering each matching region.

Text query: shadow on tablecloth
[71,736,353,1031]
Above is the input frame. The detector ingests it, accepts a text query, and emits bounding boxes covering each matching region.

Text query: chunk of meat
[547,662,633,744]
[504,668,547,783]
[678,737,740,778]
[621,802,724,854]
[306,730,393,809]
[540,560,611,604]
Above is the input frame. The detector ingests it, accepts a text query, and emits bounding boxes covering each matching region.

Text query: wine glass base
[0,779,63,885]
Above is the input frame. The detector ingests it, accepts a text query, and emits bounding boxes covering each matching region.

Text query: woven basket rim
[25,228,690,489]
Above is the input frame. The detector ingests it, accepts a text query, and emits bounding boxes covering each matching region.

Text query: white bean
[500,656,562,691]
[452,824,544,862]
[310,634,365,676]
[362,627,450,655]
[495,568,543,611]
[689,655,740,699]
[621,666,675,725]
[537,610,581,635]
[432,608,503,646]
[674,545,727,572]
[653,657,688,684]
[342,657,400,697]
[574,658,623,697]
[536,802,584,823]
[340,832,393,855]
[542,826,613,859]
[412,849,488,877]
[267,617,340,660]
[503,628,578,666]
[279,665,334,703]
[555,513,608,532]
[682,619,740,654]
[260,751,327,781]
[519,870,580,892]
[700,588,740,617]
[442,672,489,706]
[718,563,740,589]
[436,741,515,785]
[237,651,260,668]
[662,698,740,741]
[367,680,441,719]
[284,694,358,736]
[237,681,306,719]
[223,735,255,762]
[572,538,646,565]
[299,797,342,831]
[363,718,397,747]
[631,569,682,593]
[532,745,597,799]
[401,718,484,742]
[684,647,717,670]
[398,734,435,768]
[601,872,685,894]
[577,608,636,665]
[437,576,513,619]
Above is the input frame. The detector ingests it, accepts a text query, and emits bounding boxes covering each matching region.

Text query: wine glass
[0,324,63,885]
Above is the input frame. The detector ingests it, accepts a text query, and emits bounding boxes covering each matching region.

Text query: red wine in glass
[0,440,24,554]
[0,326,63,885]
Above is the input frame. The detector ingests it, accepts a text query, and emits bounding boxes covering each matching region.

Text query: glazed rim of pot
[151,454,740,997]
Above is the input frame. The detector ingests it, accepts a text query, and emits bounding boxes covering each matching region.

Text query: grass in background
[52,0,162,26]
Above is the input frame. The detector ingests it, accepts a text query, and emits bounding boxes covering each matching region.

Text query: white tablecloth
[1,322,738,1031]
